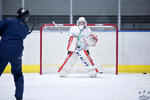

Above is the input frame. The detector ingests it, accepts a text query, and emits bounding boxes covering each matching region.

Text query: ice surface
[0,73,150,100]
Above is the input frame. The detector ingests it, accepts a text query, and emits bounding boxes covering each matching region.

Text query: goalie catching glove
[84,34,98,47]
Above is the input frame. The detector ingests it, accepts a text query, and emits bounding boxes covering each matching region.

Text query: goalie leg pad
[83,49,99,73]
[59,69,70,77]
[88,69,97,78]
[58,52,78,77]
[75,49,99,73]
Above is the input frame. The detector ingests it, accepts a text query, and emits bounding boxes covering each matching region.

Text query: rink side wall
[3,31,150,73]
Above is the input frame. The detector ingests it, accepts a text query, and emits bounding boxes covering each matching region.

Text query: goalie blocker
[58,35,99,78]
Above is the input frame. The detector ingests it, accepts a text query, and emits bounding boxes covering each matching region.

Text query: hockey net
[40,24,118,75]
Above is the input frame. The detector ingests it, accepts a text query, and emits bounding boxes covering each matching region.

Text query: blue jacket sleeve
[0,19,7,36]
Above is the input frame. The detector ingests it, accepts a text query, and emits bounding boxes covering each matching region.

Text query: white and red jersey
[69,26,91,50]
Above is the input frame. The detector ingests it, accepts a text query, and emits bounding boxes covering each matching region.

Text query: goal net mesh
[40,24,118,75]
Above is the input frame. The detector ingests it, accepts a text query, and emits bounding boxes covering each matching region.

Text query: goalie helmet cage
[40,24,118,75]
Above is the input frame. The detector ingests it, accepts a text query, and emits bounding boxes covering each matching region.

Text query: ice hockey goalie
[58,17,99,78]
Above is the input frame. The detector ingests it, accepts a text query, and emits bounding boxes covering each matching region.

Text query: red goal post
[40,24,118,75]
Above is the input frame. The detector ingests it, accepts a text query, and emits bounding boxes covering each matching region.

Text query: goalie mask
[77,17,87,30]
[17,8,30,22]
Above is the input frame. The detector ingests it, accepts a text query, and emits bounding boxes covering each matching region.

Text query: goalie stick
[52,21,63,34]
[52,21,69,39]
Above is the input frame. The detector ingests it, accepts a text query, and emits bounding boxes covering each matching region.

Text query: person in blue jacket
[0,8,30,100]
